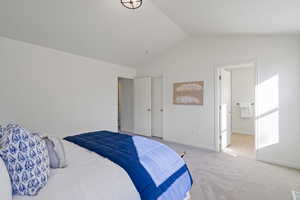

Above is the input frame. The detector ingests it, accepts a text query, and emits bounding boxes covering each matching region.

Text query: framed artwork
[173,81,204,105]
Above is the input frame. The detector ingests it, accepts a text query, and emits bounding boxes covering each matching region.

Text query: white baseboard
[256,157,300,170]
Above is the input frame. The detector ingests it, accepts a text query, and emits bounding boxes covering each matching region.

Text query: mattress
[13,141,140,200]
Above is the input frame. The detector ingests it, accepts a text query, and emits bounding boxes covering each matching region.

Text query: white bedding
[13,141,141,200]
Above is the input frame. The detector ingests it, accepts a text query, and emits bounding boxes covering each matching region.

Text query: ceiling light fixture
[121,0,142,9]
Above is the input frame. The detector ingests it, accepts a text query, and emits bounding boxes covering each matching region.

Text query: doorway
[118,76,164,138]
[118,77,134,133]
[216,62,256,158]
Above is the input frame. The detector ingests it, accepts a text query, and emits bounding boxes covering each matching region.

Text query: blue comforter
[64,131,192,200]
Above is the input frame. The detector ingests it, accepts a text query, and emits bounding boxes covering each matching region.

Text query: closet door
[220,69,232,149]
[134,77,152,136]
[152,77,163,138]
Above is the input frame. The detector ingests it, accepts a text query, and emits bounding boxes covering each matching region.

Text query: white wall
[118,78,134,133]
[0,37,136,137]
[231,67,255,135]
[137,36,300,169]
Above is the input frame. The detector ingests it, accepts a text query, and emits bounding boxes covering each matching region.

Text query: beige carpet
[156,138,300,200]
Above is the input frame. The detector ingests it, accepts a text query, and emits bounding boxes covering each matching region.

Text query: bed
[13,131,192,200]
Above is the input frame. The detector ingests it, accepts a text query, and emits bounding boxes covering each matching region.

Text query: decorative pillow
[0,123,50,196]
[43,136,67,168]
[0,124,4,138]
[0,157,12,200]
[0,125,8,149]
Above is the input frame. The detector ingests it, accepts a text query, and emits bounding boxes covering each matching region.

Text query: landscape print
[173,81,204,105]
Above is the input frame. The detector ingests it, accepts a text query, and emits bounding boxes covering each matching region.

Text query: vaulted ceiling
[1,0,300,67]
[151,0,300,35]
[0,0,186,67]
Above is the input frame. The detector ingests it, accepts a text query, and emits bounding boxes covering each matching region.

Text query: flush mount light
[121,0,142,9]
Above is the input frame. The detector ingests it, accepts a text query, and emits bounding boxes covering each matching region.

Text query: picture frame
[173,81,204,105]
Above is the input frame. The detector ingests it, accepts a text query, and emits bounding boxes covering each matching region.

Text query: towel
[239,103,253,118]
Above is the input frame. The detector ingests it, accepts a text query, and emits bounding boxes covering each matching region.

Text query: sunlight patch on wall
[256,74,279,149]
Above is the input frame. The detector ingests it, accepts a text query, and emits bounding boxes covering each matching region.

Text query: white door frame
[214,59,259,153]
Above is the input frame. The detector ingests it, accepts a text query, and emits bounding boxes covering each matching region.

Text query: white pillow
[43,136,67,168]
[0,157,12,200]
[0,124,8,148]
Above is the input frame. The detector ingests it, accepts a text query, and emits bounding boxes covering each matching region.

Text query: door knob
[147,108,151,111]
[160,109,164,112]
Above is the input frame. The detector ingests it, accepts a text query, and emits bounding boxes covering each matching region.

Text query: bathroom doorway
[216,61,256,159]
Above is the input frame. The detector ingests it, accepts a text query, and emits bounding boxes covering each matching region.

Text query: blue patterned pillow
[0,124,50,196]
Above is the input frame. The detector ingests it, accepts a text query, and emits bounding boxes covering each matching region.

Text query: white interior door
[134,77,152,136]
[151,77,163,138]
[220,69,232,149]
